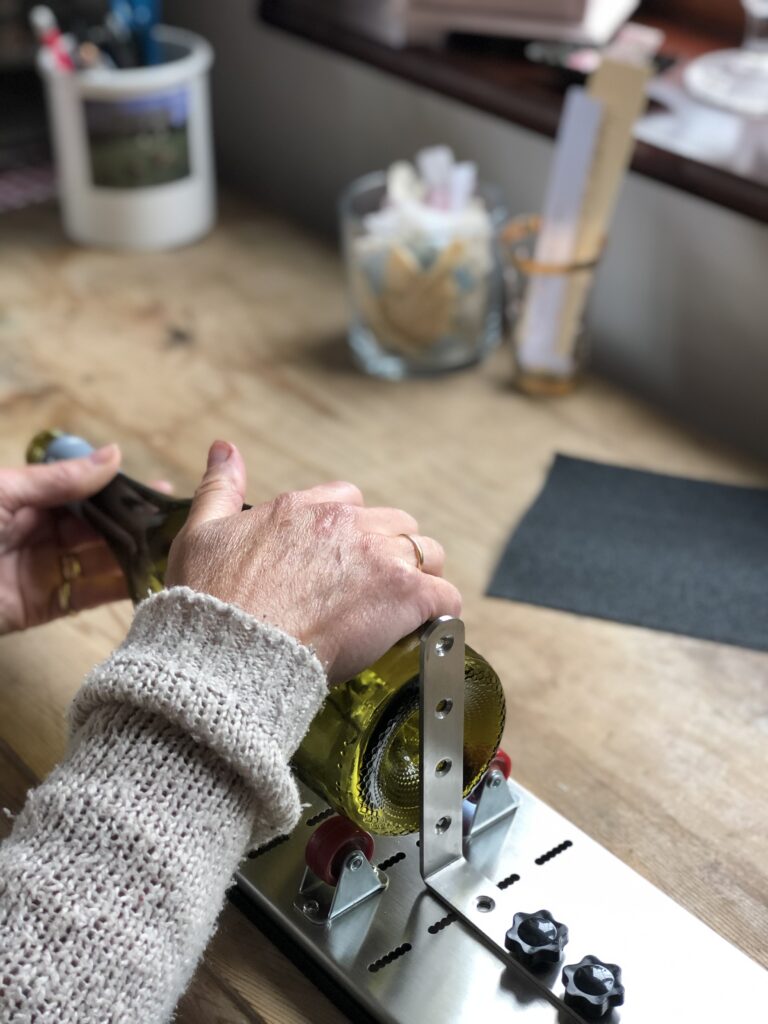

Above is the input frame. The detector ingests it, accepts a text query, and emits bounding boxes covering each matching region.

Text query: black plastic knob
[562,955,625,1019]
[504,909,569,969]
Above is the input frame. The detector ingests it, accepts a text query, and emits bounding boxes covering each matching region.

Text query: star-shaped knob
[562,955,625,1018]
[504,909,569,969]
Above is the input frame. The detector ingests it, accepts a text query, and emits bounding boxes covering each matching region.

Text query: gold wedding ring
[399,533,425,571]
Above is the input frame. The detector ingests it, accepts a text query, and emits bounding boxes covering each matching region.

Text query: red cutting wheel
[467,747,513,803]
[489,747,513,780]
[305,815,375,887]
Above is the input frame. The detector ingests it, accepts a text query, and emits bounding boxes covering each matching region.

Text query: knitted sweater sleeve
[0,587,328,1024]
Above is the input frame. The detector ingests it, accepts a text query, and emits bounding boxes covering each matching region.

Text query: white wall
[168,0,768,457]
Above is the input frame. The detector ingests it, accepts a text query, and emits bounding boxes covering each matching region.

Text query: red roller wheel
[489,747,512,780]
[305,815,375,887]
[468,747,513,804]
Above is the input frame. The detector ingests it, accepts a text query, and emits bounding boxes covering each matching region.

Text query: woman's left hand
[0,444,126,634]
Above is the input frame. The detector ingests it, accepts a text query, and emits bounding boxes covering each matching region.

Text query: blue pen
[109,0,161,66]
[130,0,161,66]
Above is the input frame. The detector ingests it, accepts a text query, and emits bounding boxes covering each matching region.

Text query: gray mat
[488,454,768,651]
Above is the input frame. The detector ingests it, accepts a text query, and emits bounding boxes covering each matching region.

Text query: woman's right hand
[166,441,462,683]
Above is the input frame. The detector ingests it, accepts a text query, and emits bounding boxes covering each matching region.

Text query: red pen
[29,5,75,72]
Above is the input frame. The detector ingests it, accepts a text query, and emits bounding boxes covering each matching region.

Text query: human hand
[0,445,125,634]
[166,441,462,683]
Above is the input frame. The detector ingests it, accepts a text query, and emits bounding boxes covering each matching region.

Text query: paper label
[515,87,603,374]
[553,59,651,358]
[516,60,651,373]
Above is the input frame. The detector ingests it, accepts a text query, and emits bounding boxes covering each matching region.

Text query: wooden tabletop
[0,195,766,1022]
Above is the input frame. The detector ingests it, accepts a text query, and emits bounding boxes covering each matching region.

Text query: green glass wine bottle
[27,429,506,835]
[291,631,505,835]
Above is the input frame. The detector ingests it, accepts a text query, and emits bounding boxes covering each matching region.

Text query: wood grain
[202,905,348,1024]
[174,962,259,1024]
[0,197,766,1022]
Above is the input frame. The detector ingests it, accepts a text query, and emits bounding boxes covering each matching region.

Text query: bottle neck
[31,431,193,604]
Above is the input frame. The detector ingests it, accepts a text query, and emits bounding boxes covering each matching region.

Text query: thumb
[2,444,121,512]
[186,441,246,529]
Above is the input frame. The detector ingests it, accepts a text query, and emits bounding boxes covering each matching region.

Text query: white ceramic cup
[38,25,215,250]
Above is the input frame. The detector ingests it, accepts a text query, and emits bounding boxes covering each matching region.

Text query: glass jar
[502,214,601,397]
[340,171,507,380]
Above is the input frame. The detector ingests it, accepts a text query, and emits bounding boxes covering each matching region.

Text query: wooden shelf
[260,0,768,224]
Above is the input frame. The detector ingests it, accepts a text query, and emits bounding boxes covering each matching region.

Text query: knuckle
[415,588,436,623]
[386,554,415,591]
[444,583,462,616]
[416,579,462,622]
[332,480,363,501]
[399,509,420,531]
[312,501,354,536]
[272,490,301,520]
[169,522,196,556]
[194,475,230,501]
[357,530,380,559]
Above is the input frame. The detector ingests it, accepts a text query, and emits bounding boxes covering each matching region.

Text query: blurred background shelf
[259,0,768,223]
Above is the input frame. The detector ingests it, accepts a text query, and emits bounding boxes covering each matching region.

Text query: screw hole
[435,635,454,656]
[475,895,495,913]
[435,698,453,719]
[435,816,452,834]
[435,758,452,776]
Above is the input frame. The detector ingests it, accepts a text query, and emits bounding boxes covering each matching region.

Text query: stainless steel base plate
[236,780,767,1023]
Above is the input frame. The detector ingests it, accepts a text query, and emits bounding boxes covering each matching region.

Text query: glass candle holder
[340,171,507,379]
[501,214,601,397]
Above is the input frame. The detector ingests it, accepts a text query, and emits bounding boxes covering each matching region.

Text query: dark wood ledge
[260,0,768,224]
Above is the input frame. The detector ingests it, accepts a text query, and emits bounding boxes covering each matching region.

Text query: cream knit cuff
[71,587,328,838]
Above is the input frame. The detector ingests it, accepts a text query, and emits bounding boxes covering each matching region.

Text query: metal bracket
[418,617,578,1019]
[295,850,387,925]
[465,768,520,838]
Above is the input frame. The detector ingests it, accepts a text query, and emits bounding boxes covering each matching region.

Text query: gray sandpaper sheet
[488,454,768,651]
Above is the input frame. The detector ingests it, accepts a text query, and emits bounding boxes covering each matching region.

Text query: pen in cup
[76,41,116,70]
[129,0,162,66]
[29,5,75,72]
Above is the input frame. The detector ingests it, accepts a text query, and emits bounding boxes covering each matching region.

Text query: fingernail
[90,443,119,464]
[207,440,232,467]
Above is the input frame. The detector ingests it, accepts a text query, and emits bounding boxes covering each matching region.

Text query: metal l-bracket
[465,767,520,838]
[418,618,578,1018]
[296,850,387,925]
